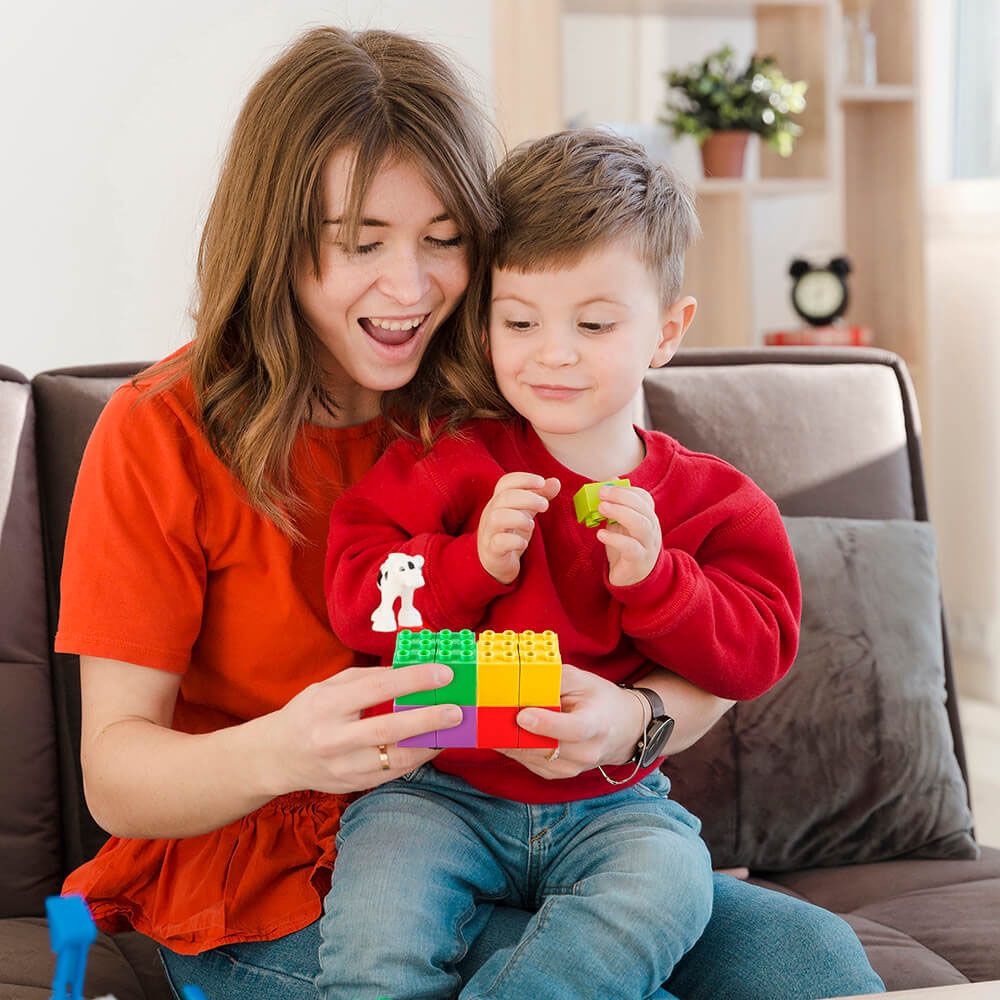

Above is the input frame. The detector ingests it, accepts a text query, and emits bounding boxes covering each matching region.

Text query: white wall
[0,1,493,377]
[923,0,1000,703]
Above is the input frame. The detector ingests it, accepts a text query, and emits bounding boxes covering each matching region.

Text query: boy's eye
[427,234,464,249]
[579,321,615,333]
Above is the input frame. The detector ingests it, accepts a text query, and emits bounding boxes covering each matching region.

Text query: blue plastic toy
[46,894,97,999]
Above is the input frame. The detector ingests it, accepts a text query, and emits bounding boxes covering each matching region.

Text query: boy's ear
[651,296,697,368]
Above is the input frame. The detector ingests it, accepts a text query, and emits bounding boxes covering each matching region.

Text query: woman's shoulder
[98,349,203,446]
[81,349,219,500]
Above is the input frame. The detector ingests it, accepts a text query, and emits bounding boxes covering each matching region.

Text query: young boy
[321,129,801,1000]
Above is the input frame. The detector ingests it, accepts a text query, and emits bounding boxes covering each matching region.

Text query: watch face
[639,716,675,766]
[792,270,847,323]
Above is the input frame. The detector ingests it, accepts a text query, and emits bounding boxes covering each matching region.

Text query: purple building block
[395,703,438,748]
[434,706,477,748]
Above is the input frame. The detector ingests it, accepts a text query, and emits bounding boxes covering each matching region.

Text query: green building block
[572,478,631,528]
[435,629,478,705]
[393,629,439,705]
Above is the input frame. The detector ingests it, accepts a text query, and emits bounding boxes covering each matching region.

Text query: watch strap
[633,686,666,721]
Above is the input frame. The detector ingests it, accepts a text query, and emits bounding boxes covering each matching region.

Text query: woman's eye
[426,234,464,249]
[337,242,380,257]
[579,321,615,333]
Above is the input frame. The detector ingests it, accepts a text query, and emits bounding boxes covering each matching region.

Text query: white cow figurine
[371,552,426,632]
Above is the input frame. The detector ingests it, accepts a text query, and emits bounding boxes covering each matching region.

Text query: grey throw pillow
[666,516,978,871]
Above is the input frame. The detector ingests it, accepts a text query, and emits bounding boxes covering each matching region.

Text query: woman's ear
[651,296,697,368]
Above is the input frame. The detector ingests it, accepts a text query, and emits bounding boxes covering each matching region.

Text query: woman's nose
[376,246,430,306]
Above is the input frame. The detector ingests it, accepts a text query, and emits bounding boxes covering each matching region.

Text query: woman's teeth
[360,314,429,347]
[367,315,426,331]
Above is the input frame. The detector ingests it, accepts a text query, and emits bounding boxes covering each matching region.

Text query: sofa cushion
[668,516,977,871]
[643,357,917,519]
[0,918,172,1000]
[0,370,62,917]
[754,847,1000,987]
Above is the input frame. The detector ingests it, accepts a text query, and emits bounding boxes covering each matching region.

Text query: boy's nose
[536,328,579,367]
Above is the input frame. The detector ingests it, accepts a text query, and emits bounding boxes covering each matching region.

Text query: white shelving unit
[492,0,927,395]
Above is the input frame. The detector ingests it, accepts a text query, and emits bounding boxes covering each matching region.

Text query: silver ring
[546,745,560,762]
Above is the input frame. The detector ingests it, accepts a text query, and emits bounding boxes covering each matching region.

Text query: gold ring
[377,744,390,770]
[546,745,560,762]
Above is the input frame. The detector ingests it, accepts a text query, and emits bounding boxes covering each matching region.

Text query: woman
[57,25,883,999]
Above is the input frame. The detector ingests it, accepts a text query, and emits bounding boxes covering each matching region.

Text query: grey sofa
[1,349,997,998]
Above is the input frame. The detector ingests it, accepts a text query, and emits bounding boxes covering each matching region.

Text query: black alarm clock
[789,257,851,327]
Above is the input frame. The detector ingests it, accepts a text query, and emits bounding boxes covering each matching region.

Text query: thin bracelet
[597,687,650,786]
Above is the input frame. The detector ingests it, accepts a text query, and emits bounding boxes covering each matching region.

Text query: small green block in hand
[573,479,631,528]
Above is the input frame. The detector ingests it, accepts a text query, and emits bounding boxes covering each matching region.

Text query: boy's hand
[478,473,560,584]
[595,485,662,588]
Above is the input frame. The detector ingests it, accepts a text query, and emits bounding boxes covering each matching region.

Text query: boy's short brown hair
[491,128,701,305]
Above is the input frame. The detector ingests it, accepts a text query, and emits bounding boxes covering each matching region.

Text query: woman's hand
[477,473,560,584]
[265,664,464,796]
[496,664,646,779]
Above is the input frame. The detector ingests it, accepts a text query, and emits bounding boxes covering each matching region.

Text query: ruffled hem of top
[62,789,358,955]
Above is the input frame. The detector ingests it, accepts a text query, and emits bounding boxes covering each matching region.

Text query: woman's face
[295,150,470,422]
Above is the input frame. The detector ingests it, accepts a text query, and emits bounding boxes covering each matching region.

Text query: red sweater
[325,419,800,803]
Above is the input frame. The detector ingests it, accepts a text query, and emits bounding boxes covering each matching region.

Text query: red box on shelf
[763,325,872,347]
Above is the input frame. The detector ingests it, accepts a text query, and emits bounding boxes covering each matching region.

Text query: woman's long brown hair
[140,27,501,539]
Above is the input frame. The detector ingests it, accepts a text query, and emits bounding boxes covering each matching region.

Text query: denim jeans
[161,769,885,1000]
[316,764,713,999]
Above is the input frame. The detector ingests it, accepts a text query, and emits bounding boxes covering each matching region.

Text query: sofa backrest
[643,348,965,785]
[0,366,63,917]
[32,364,153,874]
[7,348,965,904]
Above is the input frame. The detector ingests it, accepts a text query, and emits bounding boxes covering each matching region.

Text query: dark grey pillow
[666,516,979,871]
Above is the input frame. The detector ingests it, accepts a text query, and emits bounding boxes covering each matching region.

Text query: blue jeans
[318,764,713,999]
[161,770,885,999]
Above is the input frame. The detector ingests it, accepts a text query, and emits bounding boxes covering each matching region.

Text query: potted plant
[660,46,807,179]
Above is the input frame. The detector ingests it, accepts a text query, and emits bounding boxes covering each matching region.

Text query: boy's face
[489,240,695,440]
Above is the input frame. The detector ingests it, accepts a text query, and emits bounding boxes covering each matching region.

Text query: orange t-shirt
[56,365,384,954]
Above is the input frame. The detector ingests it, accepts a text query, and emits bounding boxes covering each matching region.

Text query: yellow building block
[477,630,519,666]
[517,630,560,666]
[476,630,520,706]
[477,662,519,705]
[517,630,562,706]
[518,661,561,706]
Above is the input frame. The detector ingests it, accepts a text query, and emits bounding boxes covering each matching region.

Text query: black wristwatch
[629,687,675,766]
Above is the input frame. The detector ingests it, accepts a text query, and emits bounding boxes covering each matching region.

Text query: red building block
[477,706,520,748]
[517,706,560,748]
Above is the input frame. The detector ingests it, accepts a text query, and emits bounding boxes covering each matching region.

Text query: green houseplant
[661,46,807,178]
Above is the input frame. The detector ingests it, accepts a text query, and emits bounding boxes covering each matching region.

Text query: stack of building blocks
[395,628,560,749]
[572,478,631,527]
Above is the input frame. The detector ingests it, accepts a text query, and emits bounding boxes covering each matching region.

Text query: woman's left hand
[496,664,646,779]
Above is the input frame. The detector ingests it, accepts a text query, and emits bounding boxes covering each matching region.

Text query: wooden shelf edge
[695,178,831,196]
[840,85,916,104]
[561,0,830,15]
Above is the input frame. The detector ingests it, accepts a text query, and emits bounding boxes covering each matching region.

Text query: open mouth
[358,313,430,347]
